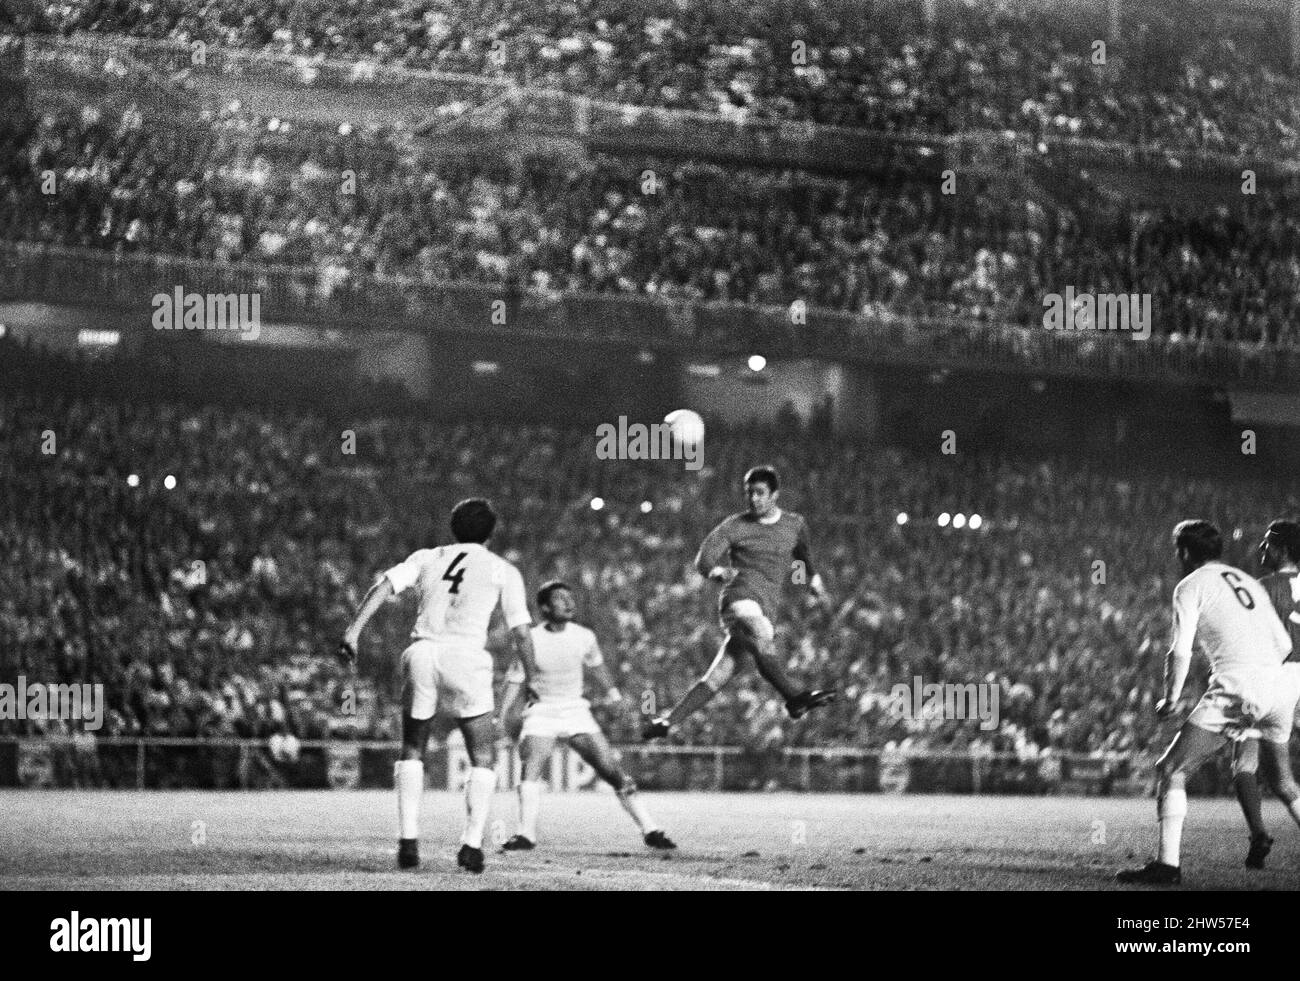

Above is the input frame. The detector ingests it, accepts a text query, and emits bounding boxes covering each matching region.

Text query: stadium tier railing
[1,240,1295,387]
[13,32,1298,181]
[0,733,1220,797]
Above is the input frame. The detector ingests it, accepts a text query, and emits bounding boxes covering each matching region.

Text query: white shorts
[519,699,601,741]
[401,639,494,721]
[720,599,776,643]
[1190,664,1300,744]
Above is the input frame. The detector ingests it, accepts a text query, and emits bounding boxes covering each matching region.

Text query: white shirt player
[383,542,531,647]
[506,623,603,706]
[1170,561,1292,699]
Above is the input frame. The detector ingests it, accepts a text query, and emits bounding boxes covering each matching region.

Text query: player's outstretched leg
[1231,739,1271,868]
[456,713,497,873]
[504,734,554,850]
[746,634,836,720]
[395,710,431,870]
[569,731,676,849]
[1117,722,1221,885]
[643,635,743,740]
[726,604,836,721]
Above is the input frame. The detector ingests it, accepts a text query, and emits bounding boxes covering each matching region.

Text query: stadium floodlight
[164,475,177,490]
[590,497,605,511]
[747,354,767,372]
[685,363,721,378]
[938,512,951,527]
[969,514,983,530]
[896,512,908,526]
[953,513,967,529]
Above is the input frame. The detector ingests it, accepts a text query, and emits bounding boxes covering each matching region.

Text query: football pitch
[1,790,1297,891]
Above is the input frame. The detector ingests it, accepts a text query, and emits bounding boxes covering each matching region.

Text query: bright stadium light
[896,512,908,526]
[748,354,767,372]
[938,512,951,527]
[969,514,983,530]
[953,513,967,529]
[640,501,653,514]
[164,475,177,491]
[127,474,140,488]
[590,497,605,511]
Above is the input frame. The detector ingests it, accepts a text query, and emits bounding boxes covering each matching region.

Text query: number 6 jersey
[384,543,531,647]
[1171,561,1292,695]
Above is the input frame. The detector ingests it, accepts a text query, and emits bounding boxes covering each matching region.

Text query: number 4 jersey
[1171,561,1292,696]
[383,543,531,648]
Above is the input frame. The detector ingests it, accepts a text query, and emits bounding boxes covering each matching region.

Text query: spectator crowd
[5,336,1299,761]
[4,102,1300,350]
[39,0,1300,157]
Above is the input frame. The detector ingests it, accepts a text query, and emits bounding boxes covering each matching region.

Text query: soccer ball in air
[664,409,705,447]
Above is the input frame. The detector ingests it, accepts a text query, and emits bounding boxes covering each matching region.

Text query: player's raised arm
[342,551,424,663]
[1160,580,1200,712]
[500,563,539,685]
[339,574,397,664]
[695,517,735,582]
[509,625,539,693]
[497,658,526,722]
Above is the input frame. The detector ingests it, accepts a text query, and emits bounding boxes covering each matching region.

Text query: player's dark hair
[536,580,571,608]
[1173,519,1222,563]
[744,466,779,492]
[1265,519,1300,562]
[450,498,496,543]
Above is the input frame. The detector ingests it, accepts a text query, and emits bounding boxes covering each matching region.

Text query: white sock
[1157,787,1187,867]
[518,780,542,841]
[617,785,658,835]
[461,766,497,848]
[394,760,424,841]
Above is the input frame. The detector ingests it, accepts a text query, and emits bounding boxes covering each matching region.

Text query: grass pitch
[1,790,1297,890]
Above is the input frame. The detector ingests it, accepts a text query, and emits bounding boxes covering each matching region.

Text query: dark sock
[750,649,801,702]
[1234,772,1267,838]
[666,681,717,727]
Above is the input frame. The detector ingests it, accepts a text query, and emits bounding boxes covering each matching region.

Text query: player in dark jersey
[1231,519,1300,869]
[642,466,837,741]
